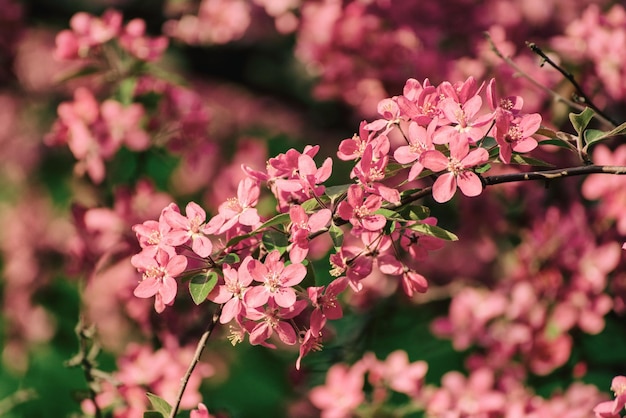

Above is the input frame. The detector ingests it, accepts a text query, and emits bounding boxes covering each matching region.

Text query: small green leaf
[146,393,172,417]
[189,271,218,305]
[329,222,344,249]
[222,253,240,265]
[399,205,430,221]
[262,230,289,254]
[569,107,595,135]
[301,198,320,212]
[256,212,291,231]
[116,77,137,106]
[225,233,252,248]
[408,223,458,241]
[474,163,491,174]
[324,184,350,203]
[583,121,626,151]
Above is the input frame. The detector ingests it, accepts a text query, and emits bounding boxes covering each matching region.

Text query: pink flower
[494,112,542,164]
[245,299,307,345]
[309,363,365,418]
[433,95,493,145]
[162,201,213,258]
[393,119,436,181]
[421,140,489,203]
[190,403,213,418]
[337,120,373,161]
[364,98,401,133]
[244,250,307,308]
[131,250,188,313]
[337,185,386,232]
[119,18,168,61]
[132,203,177,257]
[208,258,254,324]
[289,205,332,263]
[400,269,429,296]
[329,246,373,292]
[211,177,261,234]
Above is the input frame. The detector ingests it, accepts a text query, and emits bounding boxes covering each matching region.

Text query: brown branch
[168,304,223,418]
[481,164,626,186]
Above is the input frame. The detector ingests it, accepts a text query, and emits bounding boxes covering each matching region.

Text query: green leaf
[222,253,240,265]
[225,233,253,248]
[583,121,626,151]
[262,230,289,254]
[116,77,137,106]
[509,154,554,167]
[143,412,165,418]
[374,208,402,219]
[146,393,172,417]
[474,163,491,174]
[535,127,559,138]
[408,223,458,241]
[329,222,344,249]
[301,197,320,212]
[538,138,577,150]
[256,212,290,231]
[398,205,430,221]
[189,271,218,305]
[569,107,595,135]
[324,184,350,203]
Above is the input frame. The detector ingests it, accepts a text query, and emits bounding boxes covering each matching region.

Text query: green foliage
[190,271,219,305]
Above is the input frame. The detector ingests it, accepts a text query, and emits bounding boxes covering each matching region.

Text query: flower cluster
[45,87,150,183]
[55,9,167,62]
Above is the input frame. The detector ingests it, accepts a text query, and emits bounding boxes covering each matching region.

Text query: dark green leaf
[538,138,576,150]
[262,230,289,254]
[569,107,595,135]
[408,223,458,241]
[146,393,172,417]
[222,253,240,265]
[189,271,218,305]
[143,412,165,418]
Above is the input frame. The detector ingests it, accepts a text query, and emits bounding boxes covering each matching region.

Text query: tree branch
[526,42,618,128]
[482,165,626,186]
[168,304,223,418]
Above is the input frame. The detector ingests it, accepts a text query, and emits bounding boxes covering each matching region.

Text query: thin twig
[168,304,223,418]
[526,42,618,128]
[485,32,585,113]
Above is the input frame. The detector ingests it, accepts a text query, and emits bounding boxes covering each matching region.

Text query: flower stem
[167,304,223,418]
